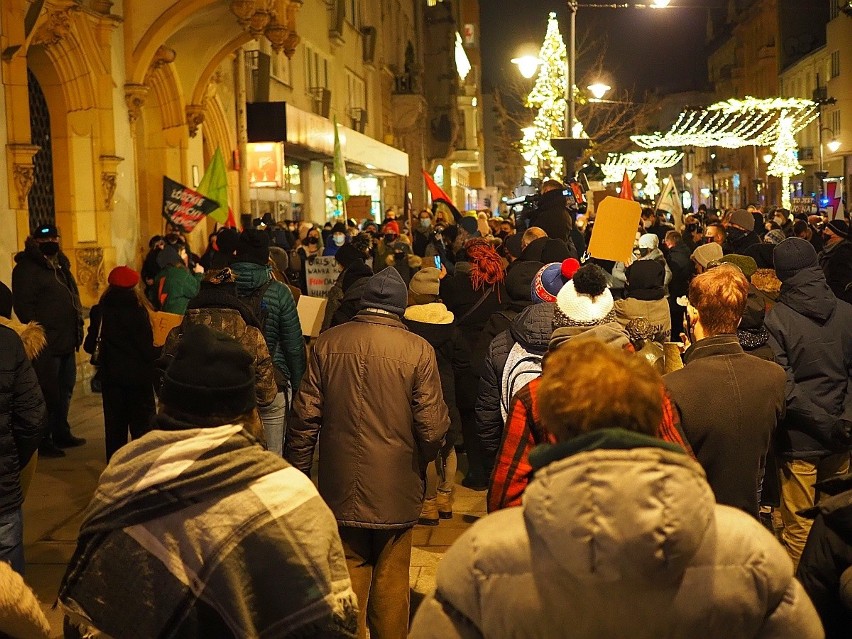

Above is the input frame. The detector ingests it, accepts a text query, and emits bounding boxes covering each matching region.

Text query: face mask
[642,219,653,229]
[774,217,785,226]
[823,232,833,243]
[420,218,431,228]
[307,237,319,245]
[332,233,345,246]
[384,234,397,243]
[705,237,715,244]
[39,241,60,256]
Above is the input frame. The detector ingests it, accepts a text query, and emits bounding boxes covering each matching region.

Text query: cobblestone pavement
[23,390,486,637]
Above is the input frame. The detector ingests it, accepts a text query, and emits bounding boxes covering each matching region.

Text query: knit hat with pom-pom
[531,258,580,304]
[553,263,615,328]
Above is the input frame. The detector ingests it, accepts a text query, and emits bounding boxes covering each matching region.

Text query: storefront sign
[247,142,283,187]
[162,177,218,232]
[305,256,339,298]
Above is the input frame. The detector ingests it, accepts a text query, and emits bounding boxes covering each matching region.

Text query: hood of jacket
[548,321,630,352]
[231,261,273,291]
[778,265,837,324]
[181,306,250,341]
[186,283,261,329]
[523,429,714,581]
[739,285,767,331]
[509,302,554,352]
[0,317,46,360]
[404,302,454,325]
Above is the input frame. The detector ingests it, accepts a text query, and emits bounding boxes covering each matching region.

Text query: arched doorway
[26,68,55,232]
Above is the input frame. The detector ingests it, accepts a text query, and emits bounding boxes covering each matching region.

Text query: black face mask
[384,234,397,244]
[307,237,319,245]
[39,241,60,256]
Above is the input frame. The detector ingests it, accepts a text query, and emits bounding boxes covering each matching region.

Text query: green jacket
[153,265,201,315]
[231,262,306,392]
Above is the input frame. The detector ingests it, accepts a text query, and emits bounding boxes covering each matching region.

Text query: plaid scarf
[59,425,357,638]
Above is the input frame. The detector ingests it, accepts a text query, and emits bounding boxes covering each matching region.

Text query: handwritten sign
[162,177,218,232]
[305,256,339,298]
[149,310,184,347]
[587,196,642,263]
[297,295,328,338]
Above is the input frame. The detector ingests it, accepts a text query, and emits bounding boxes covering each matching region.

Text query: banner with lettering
[162,177,219,232]
[305,256,339,298]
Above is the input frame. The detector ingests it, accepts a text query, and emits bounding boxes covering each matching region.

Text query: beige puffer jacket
[411,443,823,638]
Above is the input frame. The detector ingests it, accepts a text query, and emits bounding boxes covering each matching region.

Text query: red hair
[465,239,505,291]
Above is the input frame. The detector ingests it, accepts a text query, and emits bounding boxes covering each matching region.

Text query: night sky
[480,0,720,99]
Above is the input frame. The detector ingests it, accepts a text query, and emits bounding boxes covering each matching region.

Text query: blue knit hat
[531,259,580,304]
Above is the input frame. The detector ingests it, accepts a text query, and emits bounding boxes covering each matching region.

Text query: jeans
[779,452,850,568]
[0,508,24,575]
[259,391,288,456]
[339,526,413,639]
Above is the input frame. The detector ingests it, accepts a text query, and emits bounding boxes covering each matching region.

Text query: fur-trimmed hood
[403,302,454,325]
[0,317,46,360]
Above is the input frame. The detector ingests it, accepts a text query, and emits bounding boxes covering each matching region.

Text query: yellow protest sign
[587,196,642,263]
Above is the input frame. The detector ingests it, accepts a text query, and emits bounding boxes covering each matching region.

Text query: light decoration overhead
[631,96,818,149]
[767,111,803,210]
[643,167,660,199]
[600,150,683,184]
[518,13,588,181]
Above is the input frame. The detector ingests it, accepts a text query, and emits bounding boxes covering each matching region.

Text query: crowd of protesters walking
[0,185,850,637]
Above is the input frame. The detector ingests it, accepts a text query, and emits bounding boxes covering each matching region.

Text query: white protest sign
[305,256,339,298]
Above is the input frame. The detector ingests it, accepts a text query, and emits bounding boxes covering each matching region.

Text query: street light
[827,138,841,154]
[587,82,612,100]
[511,56,541,79]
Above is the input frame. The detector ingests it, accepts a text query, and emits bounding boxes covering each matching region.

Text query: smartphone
[433,255,442,269]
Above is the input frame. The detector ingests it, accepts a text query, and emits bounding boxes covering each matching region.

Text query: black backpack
[240,279,274,332]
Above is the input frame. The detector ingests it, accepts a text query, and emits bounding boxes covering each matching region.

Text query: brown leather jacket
[286,310,450,528]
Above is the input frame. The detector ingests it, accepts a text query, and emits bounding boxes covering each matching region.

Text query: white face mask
[332,233,345,246]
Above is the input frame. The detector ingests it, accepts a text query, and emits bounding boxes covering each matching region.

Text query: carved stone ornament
[12,164,35,209]
[99,155,123,209]
[124,84,149,126]
[31,6,79,48]
[249,9,271,37]
[76,247,106,299]
[185,105,205,138]
[230,0,256,25]
[264,19,289,53]
[150,45,177,71]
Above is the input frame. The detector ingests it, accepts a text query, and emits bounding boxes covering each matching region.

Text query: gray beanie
[360,268,408,315]
[773,237,818,281]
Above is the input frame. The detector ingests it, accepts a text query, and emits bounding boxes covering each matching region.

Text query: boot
[436,490,453,519]
[418,498,439,526]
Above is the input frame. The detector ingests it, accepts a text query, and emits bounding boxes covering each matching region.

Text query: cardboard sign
[297,295,328,338]
[305,256,339,298]
[149,310,184,347]
[162,177,219,232]
[347,195,372,221]
[587,196,642,263]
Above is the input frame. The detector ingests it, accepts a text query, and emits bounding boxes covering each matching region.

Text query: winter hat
[33,224,59,239]
[334,243,362,269]
[505,261,541,303]
[459,216,480,236]
[409,267,441,298]
[342,259,372,292]
[212,228,240,268]
[625,260,665,301]
[764,229,787,245]
[826,219,849,240]
[553,263,615,328]
[504,232,524,259]
[236,228,270,265]
[331,222,347,235]
[773,237,818,281]
[351,232,373,257]
[360,267,408,315]
[718,254,758,281]
[383,221,400,236]
[540,238,573,263]
[107,266,140,289]
[730,208,755,231]
[160,324,256,419]
[637,234,659,250]
[268,246,289,273]
[532,259,580,304]
[691,242,723,268]
[156,244,181,270]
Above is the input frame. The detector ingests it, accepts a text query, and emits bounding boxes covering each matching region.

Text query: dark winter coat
[476,303,554,465]
[666,242,693,299]
[322,260,372,331]
[0,326,45,515]
[745,242,776,269]
[765,265,852,459]
[440,263,507,353]
[527,189,573,244]
[152,265,200,315]
[797,472,852,639]
[84,289,155,387]
[723,227,761,255]
[231,261,306,393]
[738,285,775,361]
[285,311,450,528]
[664,335,786,517]
[404,303,470,442]
[819,240,852,305]
[12,242,83,356]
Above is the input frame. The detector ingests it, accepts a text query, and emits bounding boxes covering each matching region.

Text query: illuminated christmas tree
[767,111,802,210]
[520,13,570,181]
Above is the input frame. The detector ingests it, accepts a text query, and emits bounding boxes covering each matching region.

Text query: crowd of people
[0,185,850,637]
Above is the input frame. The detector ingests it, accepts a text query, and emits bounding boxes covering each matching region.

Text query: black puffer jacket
[85,288,156,387]
[12,242,83,356]
[0,326,45,515]
[765,265,852,459]
[797,472,852,639]
[723,227,760,255]
[475,303,554,465]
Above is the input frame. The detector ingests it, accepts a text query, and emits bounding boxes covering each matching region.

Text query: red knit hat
[108,266,140,289]
[383,220,400,236]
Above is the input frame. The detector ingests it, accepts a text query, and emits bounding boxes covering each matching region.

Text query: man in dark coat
[664,230,693,335]
[526,181,578,257]
[664,265,786,517]
[765,237,852,568]
[12,225,85,457]
[0,325,45,573]
[818,219,852,305]
[723,209,761,255]
[285,268,449,639]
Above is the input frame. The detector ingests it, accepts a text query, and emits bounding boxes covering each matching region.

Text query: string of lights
[600,150,683,185]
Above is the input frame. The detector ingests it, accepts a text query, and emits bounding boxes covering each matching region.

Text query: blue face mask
[420,218,431,228]
[332,233,346,246]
